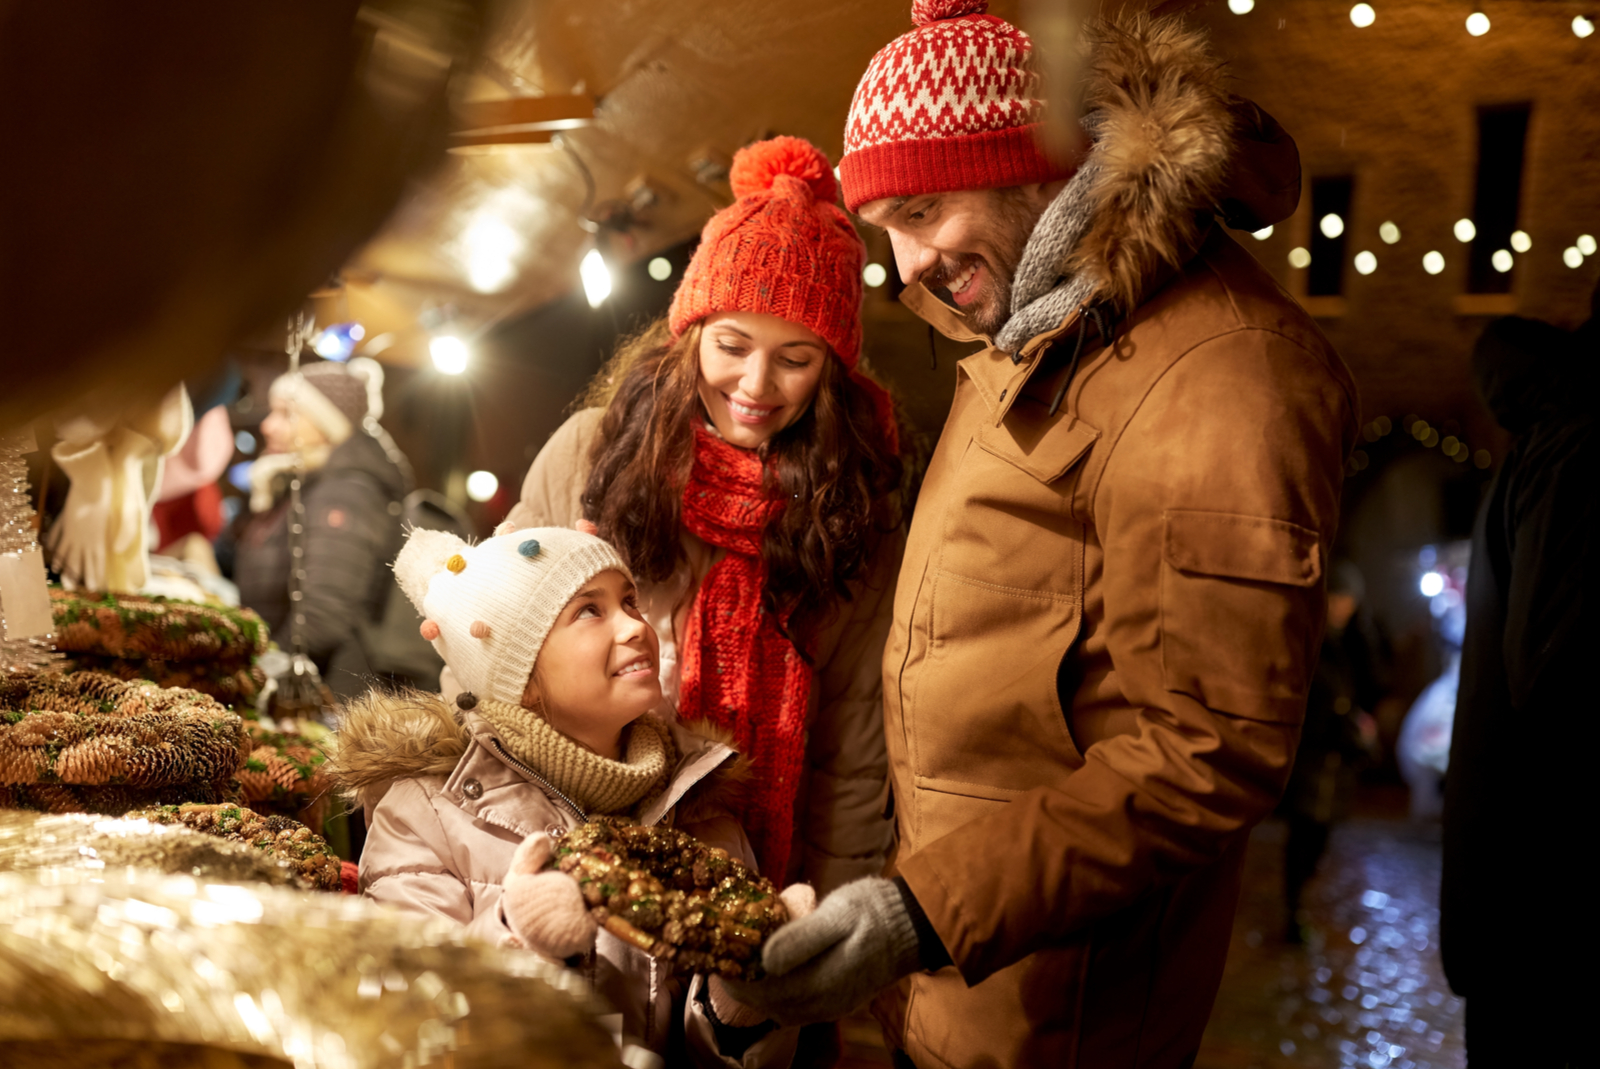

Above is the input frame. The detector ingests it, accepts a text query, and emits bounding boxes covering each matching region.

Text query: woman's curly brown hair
[579,317,902,653]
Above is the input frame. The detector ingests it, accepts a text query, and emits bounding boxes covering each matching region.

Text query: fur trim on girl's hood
[326,688,751,819]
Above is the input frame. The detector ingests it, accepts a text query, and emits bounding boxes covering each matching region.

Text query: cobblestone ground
[1197,797,1467,1069]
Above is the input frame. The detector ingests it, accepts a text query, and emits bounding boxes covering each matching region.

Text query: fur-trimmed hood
[1062,12,1299,314]
[327,689,750,821]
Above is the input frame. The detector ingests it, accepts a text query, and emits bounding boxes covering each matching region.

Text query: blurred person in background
[1442,285,1595,1067]
[226,356,413,699]
[1282,560,1381,943]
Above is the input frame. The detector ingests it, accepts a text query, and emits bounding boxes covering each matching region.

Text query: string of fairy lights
[1346,413,1493,479]
[1254,219,1597,279]
[1227,0,1595,40]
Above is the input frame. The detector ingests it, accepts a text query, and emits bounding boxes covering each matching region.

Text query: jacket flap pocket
[976,419,1099,484]
[1164,510,1322,587]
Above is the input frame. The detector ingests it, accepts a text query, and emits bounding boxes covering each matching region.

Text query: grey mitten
[722,877,922,1026]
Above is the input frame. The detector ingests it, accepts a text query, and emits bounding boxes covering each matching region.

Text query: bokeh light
[1252,225,1274,240]
[1509,230,1531,253]
[1465,10,1490,35]
[647,257,673,281]
[863,263,889,288]
[430,336,469,375]
[1564,246,1586,268]
[1379,221,1401,244]
[1575,14,1596,37]
[1490,249,1514,273]
[1228,0,1255,13]
[1354,251,1377,275]
[1288,247,1312,269]
[1453,219,1476,243]
[1578,234,1598,256]
[1350,3,1376,28]
[465,470,499,503]
[1422,251,1446,275]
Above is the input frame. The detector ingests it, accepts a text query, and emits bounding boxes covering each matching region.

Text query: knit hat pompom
[729,136,838,204]
[394,527,463,613]
[911,0,988,26]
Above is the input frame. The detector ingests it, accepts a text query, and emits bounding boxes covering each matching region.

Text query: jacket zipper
[489,738,587,827]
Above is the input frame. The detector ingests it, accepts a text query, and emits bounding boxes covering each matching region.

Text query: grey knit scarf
[992,155,1102,355]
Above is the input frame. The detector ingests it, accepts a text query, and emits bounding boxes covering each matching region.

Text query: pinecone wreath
[50,589,269,705]
[554,817,792,981]
[0,670,249,813]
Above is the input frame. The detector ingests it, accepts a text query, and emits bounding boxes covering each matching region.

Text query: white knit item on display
[392,527,631,707]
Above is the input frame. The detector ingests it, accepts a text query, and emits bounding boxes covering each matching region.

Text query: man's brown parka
[872,17,1359,1068]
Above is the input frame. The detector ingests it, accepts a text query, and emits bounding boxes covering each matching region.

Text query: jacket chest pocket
[933,416,1098,595]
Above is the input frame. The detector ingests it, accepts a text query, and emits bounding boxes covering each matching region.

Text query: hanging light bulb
[1465,9,1490,35]
[580,247,612,308]
[430,336,469,375]
[1350,3,1376,27]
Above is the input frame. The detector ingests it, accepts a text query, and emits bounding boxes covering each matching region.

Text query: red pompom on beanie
[670,136,864,366]
[838,0,1074,212]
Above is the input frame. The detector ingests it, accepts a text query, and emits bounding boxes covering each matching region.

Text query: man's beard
[927,188,1046,338]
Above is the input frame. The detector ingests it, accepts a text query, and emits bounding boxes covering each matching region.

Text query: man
[1442,293,1593,1067]
[729,3,1358,1066]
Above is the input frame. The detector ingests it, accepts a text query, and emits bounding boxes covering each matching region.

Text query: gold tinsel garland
[0,671,248,813]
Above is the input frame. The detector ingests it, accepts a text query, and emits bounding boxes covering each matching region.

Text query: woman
[507,137,903,896]
[231,356,412,698]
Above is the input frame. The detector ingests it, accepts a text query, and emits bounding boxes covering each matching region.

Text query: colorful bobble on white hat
[447,554,467,573]
[518,539,541,558]
[470,620,491,639]
[420,619,441,641]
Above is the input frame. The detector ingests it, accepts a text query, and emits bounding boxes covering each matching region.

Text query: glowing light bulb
[1354,250,1377,275]
[1563,246,1585,269]
[1491,249,1514,273]
[1575,14,1595,37]
[1252,225,1274,240]
[580,247,612,308]
[1379,221,1401,244]
[647,257,673,281]
[430,336,469,375]
[1288,247,1311,269]
[1419,572,1445,598]
[465,470,499,503]
[1578,234,1598,256]
[1320,214,1345,239]
[1509,230,1531,253]
[1350,3,1376,27]
[1466,10,1489,35]
[1228,0,1255,13]
[863,263,888,288]
[1423,251,1446,275]
[1453,219,1477,243]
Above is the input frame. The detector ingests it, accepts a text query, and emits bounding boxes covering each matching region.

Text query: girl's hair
[579,316,902,651]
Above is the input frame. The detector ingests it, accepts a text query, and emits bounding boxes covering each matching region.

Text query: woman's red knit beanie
[669,136,865,367]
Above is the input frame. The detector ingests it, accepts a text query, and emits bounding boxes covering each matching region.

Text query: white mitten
[502,832,595,959]
[46,438,113,591]
[706,882,817,1029]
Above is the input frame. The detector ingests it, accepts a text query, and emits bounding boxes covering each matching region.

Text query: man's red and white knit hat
[839,0,1072,212]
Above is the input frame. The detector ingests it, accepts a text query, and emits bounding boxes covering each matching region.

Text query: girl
[332,525,808,1066]
[506,137,903,897]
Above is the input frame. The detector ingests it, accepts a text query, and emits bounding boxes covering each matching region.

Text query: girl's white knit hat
[393,526,630,707]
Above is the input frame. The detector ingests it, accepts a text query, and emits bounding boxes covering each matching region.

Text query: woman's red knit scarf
[677,421,812,883]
